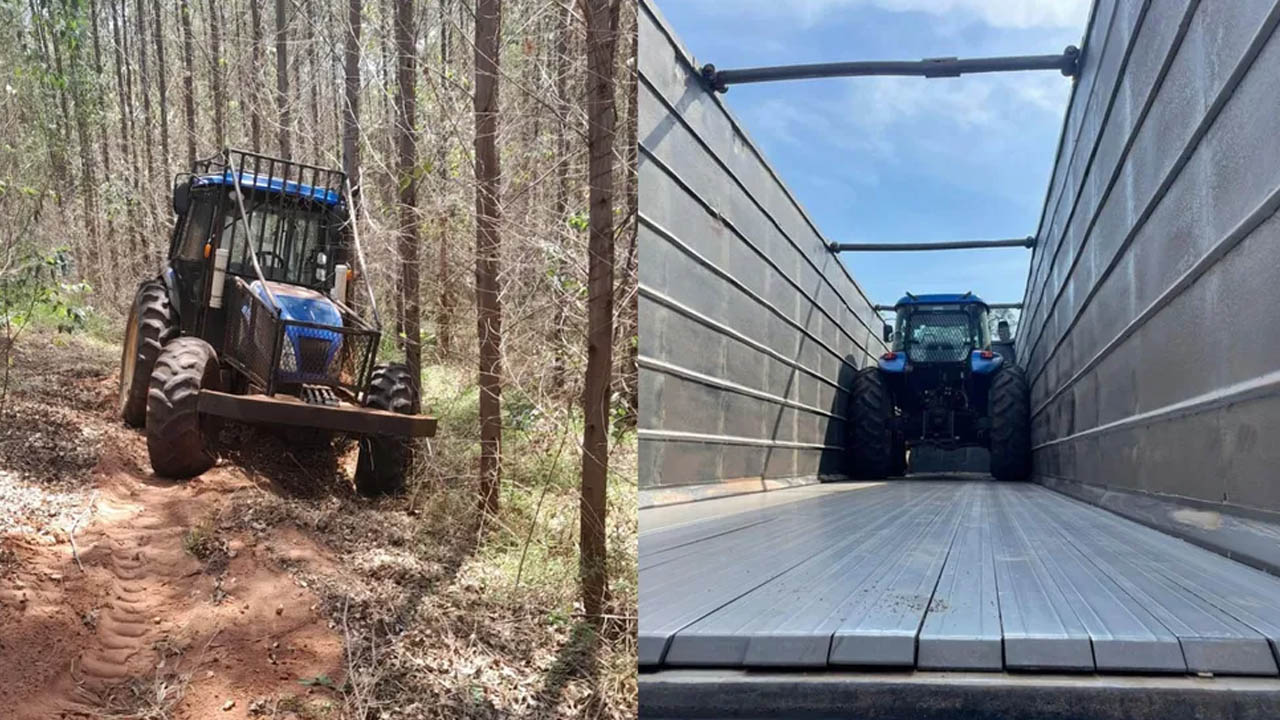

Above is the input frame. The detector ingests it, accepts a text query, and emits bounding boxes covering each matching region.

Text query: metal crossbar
[701,47,1079,92]
[831,237,1034,252]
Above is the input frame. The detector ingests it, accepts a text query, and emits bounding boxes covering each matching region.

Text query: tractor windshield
[894,305,991,362]
[220,198,341,290]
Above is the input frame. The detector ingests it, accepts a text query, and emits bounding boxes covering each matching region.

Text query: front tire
[848,367,893,479]
[146,337,220,478]
[989,365,1031,481]
[119,279,177,427]
[355,364,418,496]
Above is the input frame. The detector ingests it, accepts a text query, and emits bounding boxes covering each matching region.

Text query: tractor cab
[165,151,370,396]
[848,291,1030,482]
[880,292,1003,376]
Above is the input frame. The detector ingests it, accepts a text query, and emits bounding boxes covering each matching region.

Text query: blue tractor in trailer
[116,148,436,495]
[848,292,1031,481]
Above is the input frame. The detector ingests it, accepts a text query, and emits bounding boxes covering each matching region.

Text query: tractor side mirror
[882,323,893,343]
[172,180,191,216]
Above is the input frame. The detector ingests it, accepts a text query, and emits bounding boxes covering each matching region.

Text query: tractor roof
[192,170,344,207]
[893,292,988,308]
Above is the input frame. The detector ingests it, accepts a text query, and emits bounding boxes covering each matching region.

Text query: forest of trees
[1,0,635,631]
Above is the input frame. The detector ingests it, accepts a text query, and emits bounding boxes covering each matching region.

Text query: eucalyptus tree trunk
[275,0,291,159]
[249,0,264,152]
[580,0,622,624]
[151,0,170,171]
[179,0,197,166]
[474,0,503,518]
[207,0,225,148]
[393,0,421,407]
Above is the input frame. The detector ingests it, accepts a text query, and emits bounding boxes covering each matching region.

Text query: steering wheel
[256,250,286,274]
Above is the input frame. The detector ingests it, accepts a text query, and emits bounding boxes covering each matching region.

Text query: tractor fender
[970,350,1004,375]
[877,353,907,373]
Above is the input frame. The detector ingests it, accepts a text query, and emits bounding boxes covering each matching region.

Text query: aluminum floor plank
[826,484,971,666]
[641,480,1280,675]
[662,484,955,666]
[639,484,908,572]
[1019,486,1278,676]
[639,483,950,665]
[1035,490,1280,659]
[917,483,1003,670]
[989,485,1094,671]
[1001,488,1186,672]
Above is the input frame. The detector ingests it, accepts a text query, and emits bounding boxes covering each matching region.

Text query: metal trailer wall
[636,0,886,506]
[1019,0,1280,543]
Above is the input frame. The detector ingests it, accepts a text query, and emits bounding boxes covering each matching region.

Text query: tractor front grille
[296,335,337,376]
[224,277,379,398]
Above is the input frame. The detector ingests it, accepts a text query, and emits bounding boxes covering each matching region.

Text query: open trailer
[637,0,1280,716]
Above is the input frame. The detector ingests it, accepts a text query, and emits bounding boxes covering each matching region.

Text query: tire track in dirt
[3,335,346,718]
[72,492,201,698]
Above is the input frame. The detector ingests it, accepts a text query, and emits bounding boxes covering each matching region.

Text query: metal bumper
[197,390,437,437]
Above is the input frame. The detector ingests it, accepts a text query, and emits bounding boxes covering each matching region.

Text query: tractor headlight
[280,340,298,372]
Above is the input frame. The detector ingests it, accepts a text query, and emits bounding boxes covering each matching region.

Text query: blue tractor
[117,149,436,495]
[849,293,1031,481]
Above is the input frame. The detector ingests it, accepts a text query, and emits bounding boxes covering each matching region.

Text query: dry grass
[204,364,638,719]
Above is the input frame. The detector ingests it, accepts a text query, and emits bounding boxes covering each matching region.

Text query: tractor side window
[178,194,217,261]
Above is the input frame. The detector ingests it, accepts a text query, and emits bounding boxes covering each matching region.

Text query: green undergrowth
[416,364,637,612]
[410,363,638,714]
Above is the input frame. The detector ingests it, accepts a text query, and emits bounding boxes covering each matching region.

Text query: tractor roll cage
[191,148,381,328]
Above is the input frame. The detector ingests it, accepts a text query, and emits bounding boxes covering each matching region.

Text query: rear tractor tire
[119,279,177,427]
[355,363,418,496]
[848,367,893,479]
[146,337,220,479]
[989,365,1032,482]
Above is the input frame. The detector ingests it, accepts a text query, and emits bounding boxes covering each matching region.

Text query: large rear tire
[119,279,177,427]
[146,337,220,478]
[848,367,893,479]
[989,365,1031,482]
[355,363,418,496]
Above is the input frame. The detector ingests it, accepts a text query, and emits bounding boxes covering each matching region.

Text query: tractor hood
[245,280,344,385]
[249,280,343,328]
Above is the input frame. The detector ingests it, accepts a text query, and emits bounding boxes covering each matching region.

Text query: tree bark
[207,0,225,148]
[434,0,453,360]
[249,0,264,152]
[580,0,621,624]
[617,7,639,430]
[341,0,361,187]
[111,0,143,256]
[179,0,197,166]
[549,0,572,393]
[133,0,155,191]
[152,0,170,172]
[474,0,503,518]
[275,0,291,159]
[393,0,421,408]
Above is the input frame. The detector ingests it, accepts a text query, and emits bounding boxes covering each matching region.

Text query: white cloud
[733,0,1091,30]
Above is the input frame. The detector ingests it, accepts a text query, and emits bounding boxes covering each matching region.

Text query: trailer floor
[639,478,1280,675]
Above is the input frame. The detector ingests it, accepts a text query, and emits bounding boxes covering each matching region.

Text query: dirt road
[0,333,344,719]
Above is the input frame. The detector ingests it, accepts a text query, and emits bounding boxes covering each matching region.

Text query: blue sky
[655,0,1091,310]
